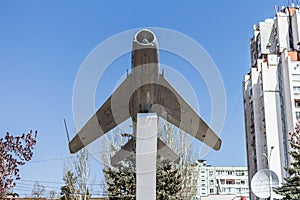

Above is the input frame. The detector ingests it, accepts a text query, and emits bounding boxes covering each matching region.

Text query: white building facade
[184,160,248,200]
[243,5,300,200]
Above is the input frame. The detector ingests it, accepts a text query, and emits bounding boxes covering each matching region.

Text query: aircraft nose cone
[136,29,155,44]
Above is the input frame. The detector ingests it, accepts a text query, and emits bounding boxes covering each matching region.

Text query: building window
[292,74,300,81]
[293,86,300,94]
[210,188,214,194]
[241,180,246,185]
[251,112,254,121]
[262,119,266,129]
[295,99,300,108]
[209,180,214,185]
[226,179,235,185]
[218,170,225,176]
[296,112,300,119]
[236,170,245,176]
[209,171,213,176]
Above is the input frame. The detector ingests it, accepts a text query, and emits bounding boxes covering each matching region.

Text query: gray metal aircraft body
[69,29,222,155]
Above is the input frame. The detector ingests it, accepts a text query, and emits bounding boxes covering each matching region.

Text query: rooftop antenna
[288,0,292,6]
[274,5,278,15]
[289,0,298,6]
[64,118,70,143]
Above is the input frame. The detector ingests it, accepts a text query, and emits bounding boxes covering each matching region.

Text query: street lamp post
[263,146,274,200]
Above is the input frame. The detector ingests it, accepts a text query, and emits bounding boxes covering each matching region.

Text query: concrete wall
[261,57,283,182]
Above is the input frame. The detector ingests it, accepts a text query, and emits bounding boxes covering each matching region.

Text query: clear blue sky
[0,0,288,197]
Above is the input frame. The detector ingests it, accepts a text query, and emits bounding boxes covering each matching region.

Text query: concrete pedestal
[136,113,157,200]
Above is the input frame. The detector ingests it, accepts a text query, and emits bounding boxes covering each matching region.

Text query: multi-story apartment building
[243,4,300,200]
[183,160,248,200]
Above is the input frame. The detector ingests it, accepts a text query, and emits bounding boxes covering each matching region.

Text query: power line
[201,80,242,118]
[16,179,106,186]
[29,156,71,163]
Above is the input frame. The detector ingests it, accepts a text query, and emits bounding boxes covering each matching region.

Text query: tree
[31,181,45,198]
[100,120,193,199]
[158,121,195,199]
[60,170,77,200]
[103,156,182,200]
[103,158,135,200]
[62,148,92,200]
[0,130,37,195]
[156,159,182,199]
[274,120,300,199]
[71,148,91,200]
[103,132,182,199]
[49,190,56,199]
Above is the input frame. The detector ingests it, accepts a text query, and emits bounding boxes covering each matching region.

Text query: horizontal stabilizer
[111,137,179,166]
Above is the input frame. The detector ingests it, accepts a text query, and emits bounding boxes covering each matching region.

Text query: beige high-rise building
[243,4,300,200]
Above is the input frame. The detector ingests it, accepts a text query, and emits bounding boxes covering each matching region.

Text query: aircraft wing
[69,75,133,154]
[156,75,222,151]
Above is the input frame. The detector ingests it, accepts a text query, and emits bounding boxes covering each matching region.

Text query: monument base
[136,113,157,200]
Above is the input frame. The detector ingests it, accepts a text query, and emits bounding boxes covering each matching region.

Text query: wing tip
[68,135,84,154]
[213,138,222,151]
